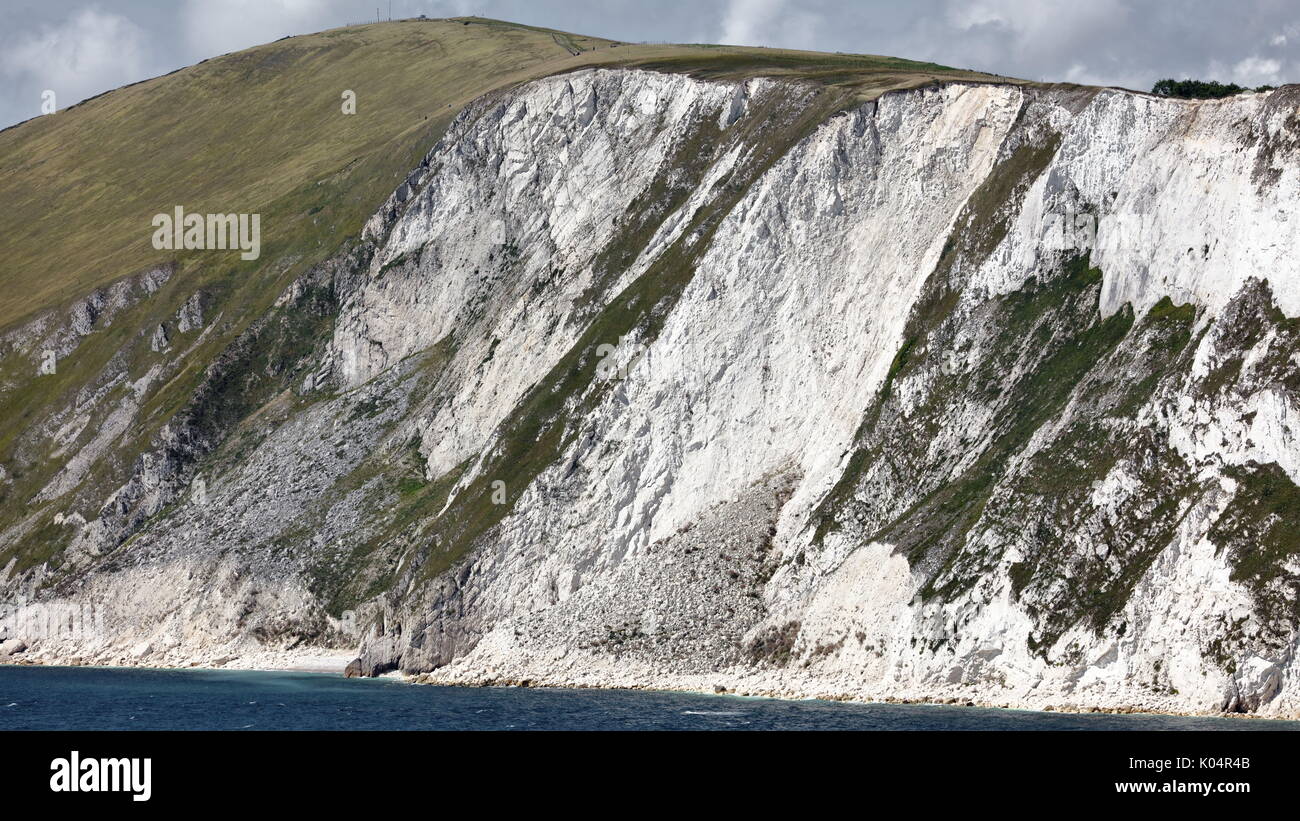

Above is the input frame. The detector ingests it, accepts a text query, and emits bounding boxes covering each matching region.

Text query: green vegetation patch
[1152,78,1253,99]
[1211,463,1300,650]
[886,255,1135,601]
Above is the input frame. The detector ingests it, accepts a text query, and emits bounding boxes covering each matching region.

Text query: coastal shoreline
[405,668,1293,723]
[4,650,1294,723]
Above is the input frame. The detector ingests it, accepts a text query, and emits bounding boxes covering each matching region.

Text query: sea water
[1,666,1295,731]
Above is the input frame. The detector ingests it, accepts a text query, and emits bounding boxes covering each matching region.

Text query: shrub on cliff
[1151,78,1246,98]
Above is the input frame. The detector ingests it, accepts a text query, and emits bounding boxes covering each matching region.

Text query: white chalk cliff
[4,68,1300,717]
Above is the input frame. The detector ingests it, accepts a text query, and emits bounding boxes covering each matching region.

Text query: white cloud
[1,6,152,114]
[720,0,789,46]
[181,0,340,58]
[1230,55,1282,86]
[718,0,822,50]
[1269,21,1300,48]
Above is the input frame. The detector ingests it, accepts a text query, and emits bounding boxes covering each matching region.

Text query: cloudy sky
[3,0,1297,129]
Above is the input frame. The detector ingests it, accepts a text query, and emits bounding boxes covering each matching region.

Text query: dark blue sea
[1,666,1295,730]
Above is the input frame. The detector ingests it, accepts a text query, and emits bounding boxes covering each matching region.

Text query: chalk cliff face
[4,67,1300,716]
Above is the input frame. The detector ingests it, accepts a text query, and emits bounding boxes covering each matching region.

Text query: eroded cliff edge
[4,68,1300,716]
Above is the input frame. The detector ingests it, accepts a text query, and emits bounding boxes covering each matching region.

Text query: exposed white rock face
[424,80,1024,646]
[337,70,751,386]
[6,69,1300,717]
[331,71,796,480]
[344,74,1300,715]
[975,88,1300,318]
